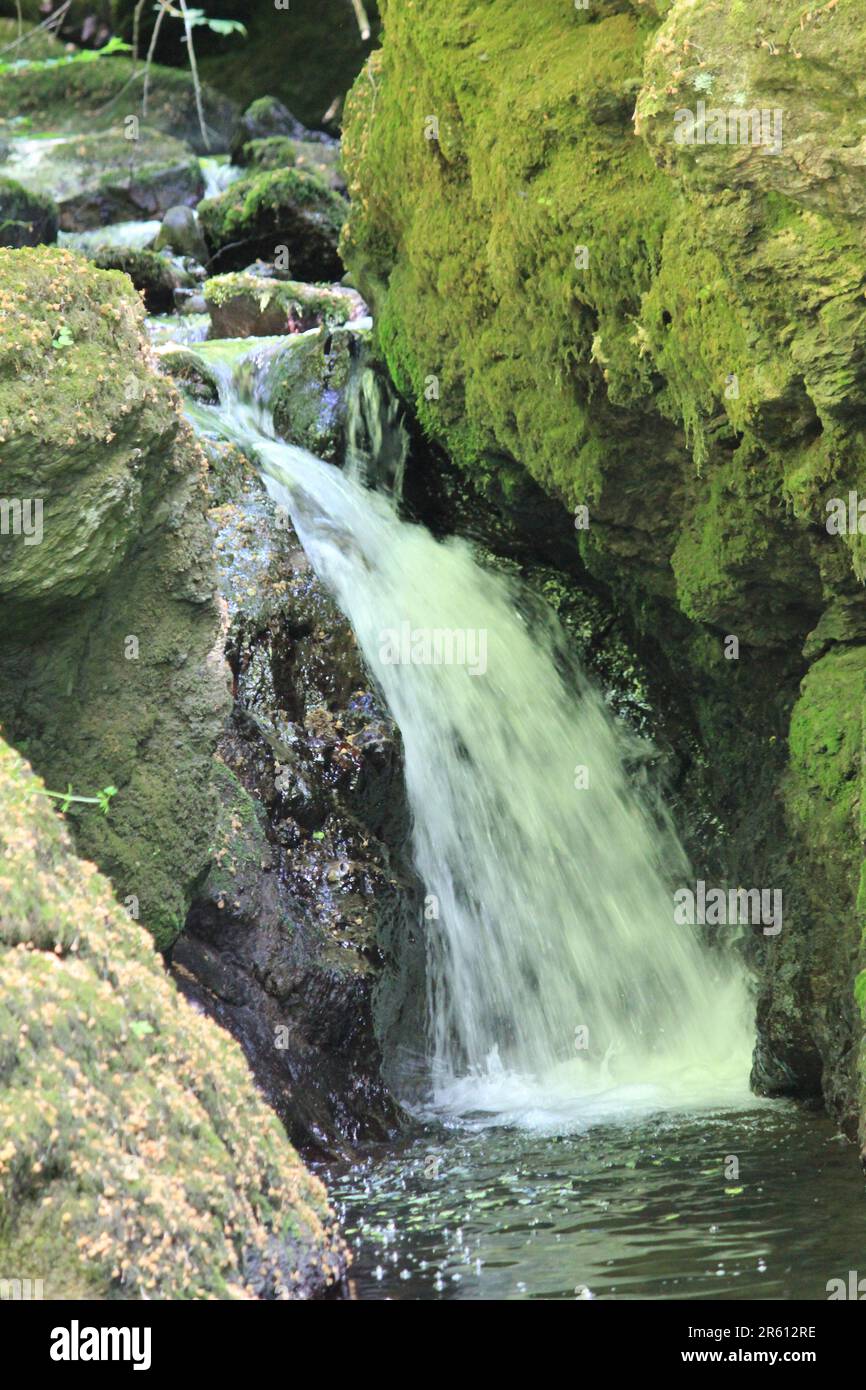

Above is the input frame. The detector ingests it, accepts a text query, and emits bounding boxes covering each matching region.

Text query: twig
[132,0,146,70]
[349,0,372,42]
[0,0,72,58]
[178,0,210,150]
[143,0,169,118]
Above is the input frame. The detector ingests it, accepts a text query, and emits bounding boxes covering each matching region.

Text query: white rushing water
[184,336,756,1130]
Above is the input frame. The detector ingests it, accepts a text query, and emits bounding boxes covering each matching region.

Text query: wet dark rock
[268,325,367,464]
[171,445,424,1156]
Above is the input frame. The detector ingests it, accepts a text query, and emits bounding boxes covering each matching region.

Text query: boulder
[0,246,230,949]
[89,245,191,312]
[268,325,367,463]
[0,737,347,1299]
[204,270,364,338]
[154,204,210,263]
[0,130,204,231]
[230,96,333,159]
[198,167,346,279]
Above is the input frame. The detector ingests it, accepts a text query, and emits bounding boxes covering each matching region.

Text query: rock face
[342,0,866,1141]
[0,247,230,950]
[170,434,423,1155]
[0,737,347,1299]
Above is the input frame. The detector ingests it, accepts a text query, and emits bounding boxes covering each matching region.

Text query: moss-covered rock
[0,130,204,231]
[155,345,221,404]
[0,246,230,949]
[198,167,346,279]
[230,96,320,158]
[0,55,238,154]
[204,271,362,339]
[89,244,187,312]
[342,0,866,1136]
[0,175,57,247]
[0,736,347,1298]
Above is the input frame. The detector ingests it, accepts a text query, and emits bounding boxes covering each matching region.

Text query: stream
[175,330,866,1301]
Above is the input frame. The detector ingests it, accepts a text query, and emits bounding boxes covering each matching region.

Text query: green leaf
[205,19,247,36]
[130,1021,155,1040]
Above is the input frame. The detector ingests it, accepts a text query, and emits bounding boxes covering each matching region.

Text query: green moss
[0,247,229,951]
[200,166,345,244]
[242,135,298,169]
[199,166,346,278]
[0,736,346,1299]
[204,270,354,338]
[0,56,237,153]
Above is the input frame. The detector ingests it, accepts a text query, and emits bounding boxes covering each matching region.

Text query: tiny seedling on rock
[42,784,118,816]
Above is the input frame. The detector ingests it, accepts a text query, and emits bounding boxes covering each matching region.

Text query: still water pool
[323,1104,866,1301]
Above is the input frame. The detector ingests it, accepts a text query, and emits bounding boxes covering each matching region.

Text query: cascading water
[182,333,755,1130]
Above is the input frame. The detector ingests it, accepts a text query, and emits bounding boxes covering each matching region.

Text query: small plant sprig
[43,784,118,816]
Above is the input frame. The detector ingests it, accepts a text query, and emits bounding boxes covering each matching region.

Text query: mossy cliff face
[0,738,346,1298]
[342,0,866,1139]
[0,247,230,950]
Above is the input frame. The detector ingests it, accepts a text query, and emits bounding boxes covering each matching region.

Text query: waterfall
[183,335,755,1128]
